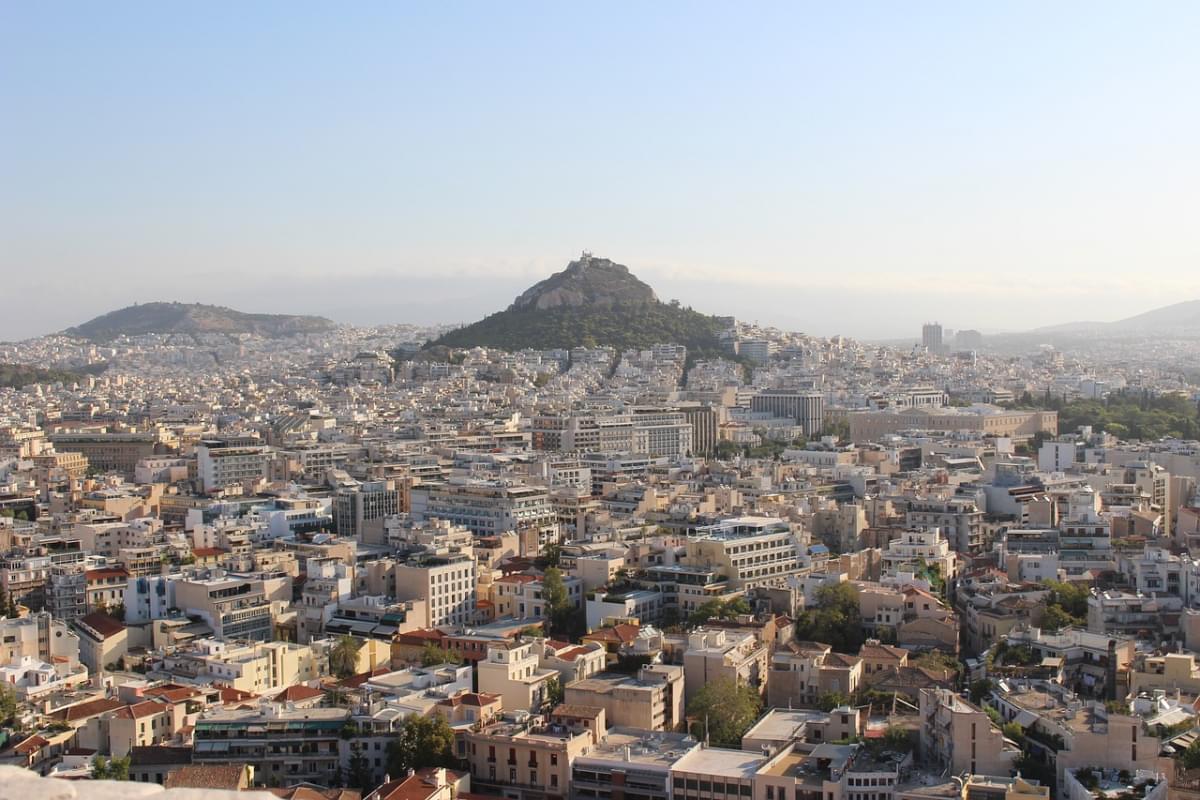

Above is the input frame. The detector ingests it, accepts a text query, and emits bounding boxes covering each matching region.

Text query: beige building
[154,638,320,694]
[1130,651,1200,695]
[768,642,863,708]
[477,639,558,712]
[849,406,1057,444]
[74,610,128,673]
[682,628,768,703]
[564,664,684,731]
[393,553,477,628]
[465,705,604,800]
[919,688,1019,776]
[109,700,174,757]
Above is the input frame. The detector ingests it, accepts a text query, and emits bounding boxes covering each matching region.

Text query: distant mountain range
[1033,299,1200,335]
[64,302,336,340]
[427,253,732,355]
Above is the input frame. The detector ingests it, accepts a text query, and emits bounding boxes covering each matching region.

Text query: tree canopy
[386,714,457,776]
[1010,392,1200,441]
[92,755,131,780]
[420,643,463,666]
[329,635,364,678]
[543,567,585,639]
[793,582,864,653]
[686,678,763,748]
[687,596,751,628]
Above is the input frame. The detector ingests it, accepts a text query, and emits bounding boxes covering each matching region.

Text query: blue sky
[3,2,1198,340]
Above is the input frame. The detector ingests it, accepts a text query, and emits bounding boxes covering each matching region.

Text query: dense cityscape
[1,254,1199,800]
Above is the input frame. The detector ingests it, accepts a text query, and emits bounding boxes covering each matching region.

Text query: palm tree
[329,635,363,679]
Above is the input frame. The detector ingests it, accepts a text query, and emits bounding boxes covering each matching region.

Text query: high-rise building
[922,322,944,353]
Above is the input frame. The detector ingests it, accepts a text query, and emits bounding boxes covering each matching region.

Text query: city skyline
[5,2,1200,340]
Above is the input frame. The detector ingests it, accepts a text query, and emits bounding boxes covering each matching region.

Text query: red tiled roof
[165,763,248,790]
[146,687,201,704]
[219,687,258,704]
[52,697,123,722]
[112,700,169,720]
[274,684,325,703]
[85,567,129,581]
[438,692,499,708]
[337,666,391,689]
[191,547,227,557]
[14,735,49,755]
[77,610,126,639]
[555,646,591,662]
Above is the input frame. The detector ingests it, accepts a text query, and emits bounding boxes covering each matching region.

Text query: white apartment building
[880,528,955,580]
[196,440,273,493]
[298,556,353,643]
[685,517,804,591]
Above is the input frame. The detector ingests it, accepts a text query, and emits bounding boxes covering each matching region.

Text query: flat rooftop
[743,709,826,743]
[576,728,698,768]
[673,747,765,778]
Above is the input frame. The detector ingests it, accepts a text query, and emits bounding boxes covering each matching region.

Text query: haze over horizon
[4,2,1199,341]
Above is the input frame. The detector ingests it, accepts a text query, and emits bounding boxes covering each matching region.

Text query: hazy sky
[3,2,1199,341]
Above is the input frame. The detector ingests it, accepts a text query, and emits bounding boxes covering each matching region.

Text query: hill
[65,302,336,340]
[427,254,732,355]
[0,363,85,389]
[1034,299,1200,335]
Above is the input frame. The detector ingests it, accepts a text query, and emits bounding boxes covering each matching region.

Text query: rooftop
[577,727,699,768]
[673,746,765,778]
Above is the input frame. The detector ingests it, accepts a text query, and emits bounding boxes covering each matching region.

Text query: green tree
[1002,722,1025,743]
[539,543,561,569]
[420,643,463,666]
[1041,580,1088,619]
[385,714,457,776]
[0,683,17,726]
[969,679,994,705]
[346,742,373,793]
[793,583,864,653]
[1181,738,1200,771]
[543,568,584,638]
[545,676,564,710]
[329,635,364,679]
[686,678,762,748]
[0,587,18,618]
[92,755,130,780]
[818,692,850,711]
[687,596,751,628]
[1040,604,1075,632]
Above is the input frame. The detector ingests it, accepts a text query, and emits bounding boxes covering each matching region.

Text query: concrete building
[173,572,286,641]
[686,517,804,591]
[682,628,768,703]
[848,406,1057,444]
[465,705,603,800]
[563,664,684,731]
[393,552,477,628]
[750,390,825,436]
[333,480,402,545]
[918,688,1019,776]
[195,439,272,493]
[477,639,559,712]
